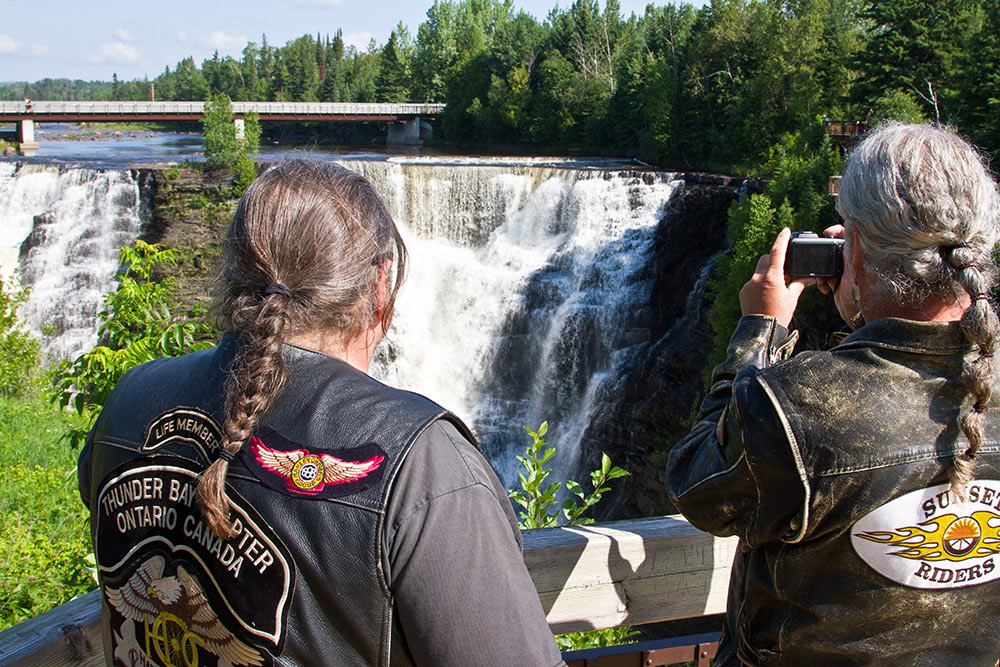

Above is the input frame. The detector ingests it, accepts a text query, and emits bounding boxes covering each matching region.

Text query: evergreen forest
[3,0,999,171]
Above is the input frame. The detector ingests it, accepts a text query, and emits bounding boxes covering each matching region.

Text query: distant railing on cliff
[0,515,735,667]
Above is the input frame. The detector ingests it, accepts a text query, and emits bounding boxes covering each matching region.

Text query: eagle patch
[94,458,294,666]
[244,427,386,499]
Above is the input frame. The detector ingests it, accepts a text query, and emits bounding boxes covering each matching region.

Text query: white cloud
[90,40,142,64]
[342,31,376,52]
[113,28,133,43]
[295,0,345,6]
[201,31,248,52]
[29,43,49,56]
[0,34,18,54]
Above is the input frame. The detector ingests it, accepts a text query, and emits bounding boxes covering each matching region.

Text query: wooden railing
[0,515,735,666]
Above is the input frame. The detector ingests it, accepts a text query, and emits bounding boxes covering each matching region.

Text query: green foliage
[202,93,259,195]
[0,391,92,631]
[508,421,629,530]
[52,241,214,447]
[706,119,842,371]
[869,89,928,125]
[12,1,1000,167]
[0,276,40,397]
[556,625,640,652]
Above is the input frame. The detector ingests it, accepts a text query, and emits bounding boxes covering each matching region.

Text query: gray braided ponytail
[838,123,1000,499]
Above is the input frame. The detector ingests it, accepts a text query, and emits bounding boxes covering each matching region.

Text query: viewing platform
[0,515,734,667]
[0,101,447,155]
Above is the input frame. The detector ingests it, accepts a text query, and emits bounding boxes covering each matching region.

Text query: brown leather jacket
[667,315,1000,666]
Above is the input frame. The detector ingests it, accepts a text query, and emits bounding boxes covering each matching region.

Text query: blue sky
[0,0,707,82]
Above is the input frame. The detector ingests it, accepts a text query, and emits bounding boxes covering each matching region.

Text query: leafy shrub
[706,119,842,371]
[0,275,40,396]
[509,421,629,529]
[508,422,636,651]
[52,241,214,447]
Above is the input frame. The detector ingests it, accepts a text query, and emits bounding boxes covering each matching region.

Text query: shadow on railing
[0,515,735,667]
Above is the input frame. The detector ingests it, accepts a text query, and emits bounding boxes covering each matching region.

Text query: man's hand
[739,228,812,329]
[816,224,861,326]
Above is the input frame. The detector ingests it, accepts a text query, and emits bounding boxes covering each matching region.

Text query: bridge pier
[387,117,422,146]
[234,117,245,140]
[16,119,38,156]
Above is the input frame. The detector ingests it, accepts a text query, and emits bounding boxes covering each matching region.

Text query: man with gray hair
[666,123,1000,665]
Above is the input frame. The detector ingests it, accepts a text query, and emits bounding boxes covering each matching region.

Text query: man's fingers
[754,253,770,274]
[766,228,792,278]
[822,224,845,239]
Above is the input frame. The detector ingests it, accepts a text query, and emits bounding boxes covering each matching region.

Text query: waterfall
[357,160,683,486]
[0,165,146,363]
[0,157,689,488]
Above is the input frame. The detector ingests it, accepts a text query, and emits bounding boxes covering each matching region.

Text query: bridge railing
[0,515,734,667]
[0,101,446,117]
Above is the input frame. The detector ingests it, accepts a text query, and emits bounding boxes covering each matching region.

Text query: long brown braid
[197,159,406,538]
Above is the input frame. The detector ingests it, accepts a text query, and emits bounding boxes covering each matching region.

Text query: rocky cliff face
[582,175,745,519]
[139,167,238,310]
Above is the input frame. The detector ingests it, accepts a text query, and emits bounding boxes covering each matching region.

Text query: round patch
[290,456,325,490]
[943,517,982,558]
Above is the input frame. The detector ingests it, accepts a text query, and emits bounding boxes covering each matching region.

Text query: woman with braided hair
[667,123,1000,665]
[78,159,565,667]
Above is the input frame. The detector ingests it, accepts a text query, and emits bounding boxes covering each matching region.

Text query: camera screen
[788,243,841,277]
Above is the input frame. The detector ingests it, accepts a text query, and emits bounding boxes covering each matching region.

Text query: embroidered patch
[852,481,1000,589]
[95,458,294,665]
[142,407,223,462]
[244,426,386,499]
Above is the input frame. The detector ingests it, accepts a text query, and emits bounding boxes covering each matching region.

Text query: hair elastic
[973,292,990,302]
[218,449,236,463]
[263,282,293,298]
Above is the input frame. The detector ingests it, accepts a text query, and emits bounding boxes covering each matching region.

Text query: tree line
[4,0,1000,171]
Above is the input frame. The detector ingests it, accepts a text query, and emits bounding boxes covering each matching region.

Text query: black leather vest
[80,335,474,667]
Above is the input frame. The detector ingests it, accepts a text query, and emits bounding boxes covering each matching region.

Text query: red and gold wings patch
[244,427,386,498]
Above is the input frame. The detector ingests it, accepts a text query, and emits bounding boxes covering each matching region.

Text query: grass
[0,388,94,631]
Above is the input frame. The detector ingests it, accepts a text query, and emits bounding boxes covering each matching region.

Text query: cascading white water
[356,159,682,485]
[0,165,145,363]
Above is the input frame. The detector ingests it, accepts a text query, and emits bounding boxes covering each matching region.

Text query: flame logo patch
[852,482,1000,589]
[857,512,1000,562]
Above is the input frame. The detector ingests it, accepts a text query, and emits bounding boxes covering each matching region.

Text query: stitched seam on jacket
[756,376,811,543]
[813,445,1000,477]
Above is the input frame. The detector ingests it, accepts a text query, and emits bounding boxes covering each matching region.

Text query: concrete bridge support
[234,117,245,140]
[16,119,38,156]
[387,117,421,146]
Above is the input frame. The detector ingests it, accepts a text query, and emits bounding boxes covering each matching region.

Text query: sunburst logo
[856,511,1000,562]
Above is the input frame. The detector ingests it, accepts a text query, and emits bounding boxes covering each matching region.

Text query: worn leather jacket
[79,335,478,667]
[666,315,1000,666]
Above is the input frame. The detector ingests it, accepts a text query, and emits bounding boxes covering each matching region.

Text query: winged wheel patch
[244,427,386,499]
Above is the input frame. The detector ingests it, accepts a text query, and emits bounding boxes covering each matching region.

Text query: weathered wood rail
[0,515,735,666]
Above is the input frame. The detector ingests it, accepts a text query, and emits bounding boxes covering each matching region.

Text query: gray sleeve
[383,420,565,667]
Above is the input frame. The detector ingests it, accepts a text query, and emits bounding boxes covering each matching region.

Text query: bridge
[0,101,447,155]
